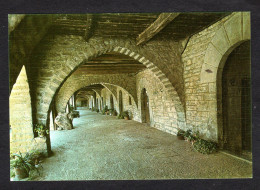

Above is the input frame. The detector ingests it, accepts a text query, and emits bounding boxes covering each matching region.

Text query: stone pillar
[10,66,47,154]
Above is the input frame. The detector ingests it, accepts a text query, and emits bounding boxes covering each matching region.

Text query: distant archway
[141,88,150,125]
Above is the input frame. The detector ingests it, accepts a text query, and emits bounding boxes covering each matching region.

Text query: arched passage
[28,36,185,130]
[141,88,150,125]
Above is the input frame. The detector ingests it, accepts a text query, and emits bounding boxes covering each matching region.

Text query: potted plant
[117,114,124,119]
[112,110,117,116]
[177,128,185,140]
[122,111,129,120]
[183,129,192,141]
[91,107,95,112]
[103,106,109,115]
[34,124,49,137]
[10,152,39,180]
[109,109,114,116]
[96,108,99,113]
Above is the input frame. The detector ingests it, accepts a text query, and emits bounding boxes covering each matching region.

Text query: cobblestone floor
[35,108,252,180]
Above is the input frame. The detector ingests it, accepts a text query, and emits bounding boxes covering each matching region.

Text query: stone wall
[9,15,53,93]
[181,12,250,141]
[10,66,47,154]
[116,86,138,120]
[136,69,179,135]
[102,85,118,110]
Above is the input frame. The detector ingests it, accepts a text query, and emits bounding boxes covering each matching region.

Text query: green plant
[117,114,124,119]
[101,109,106,115]
[122,111,129,118]
[34,124,49,137]
[177,129,185,136]
[193,138,218,154]
[91,107,95,111]
[10,152,40,179]
[96,108,99,113]
[183,129,192,139]
[112,109,117,116]
[109,108,114,114]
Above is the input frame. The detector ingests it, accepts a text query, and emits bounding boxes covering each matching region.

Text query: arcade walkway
[35,109,252,180]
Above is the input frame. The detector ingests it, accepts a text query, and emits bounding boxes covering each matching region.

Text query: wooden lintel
[136,13,180,45]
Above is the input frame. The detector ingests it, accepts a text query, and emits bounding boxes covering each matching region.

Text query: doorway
[110,94,114,110]
[119,90,123,114]
[220,41,251,157]
[141,88,150,125]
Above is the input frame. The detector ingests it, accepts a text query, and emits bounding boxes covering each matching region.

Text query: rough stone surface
[54,113,73,130]
[9,65,48,155]
[136,69,179,134]
[182,12,250,141]
[34,109,252,180]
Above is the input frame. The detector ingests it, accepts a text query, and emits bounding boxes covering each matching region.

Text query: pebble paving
[35,109,252,180]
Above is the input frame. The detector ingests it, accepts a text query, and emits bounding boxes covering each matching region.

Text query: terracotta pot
[124,116,129,120]
[15,168,28,180]
[177,135,185,140]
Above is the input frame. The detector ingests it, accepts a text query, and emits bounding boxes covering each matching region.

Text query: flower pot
[15,168,28,180]
[177,135,185,140]
[124,116,129,120]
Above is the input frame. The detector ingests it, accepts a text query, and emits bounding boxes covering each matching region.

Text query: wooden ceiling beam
[136,13,180,45]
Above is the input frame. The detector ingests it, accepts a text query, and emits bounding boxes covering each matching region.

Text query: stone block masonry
[10,66,48,154]
[182,12,250,141]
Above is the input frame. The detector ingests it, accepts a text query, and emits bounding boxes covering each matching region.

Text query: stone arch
[200,12,250,84]
[112,46,185,126]
[99,84,118,110]
[30,36,185,130]
[102,84,117,101]
[198,12,251,143]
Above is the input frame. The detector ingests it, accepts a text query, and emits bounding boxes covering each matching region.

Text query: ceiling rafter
[136,13,180,45]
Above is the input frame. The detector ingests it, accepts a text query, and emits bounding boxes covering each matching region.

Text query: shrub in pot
[34,124,49,137]
[122,111,129,120]
[112,110,117,116]
[10,152,39,180]
[177,129,185,140]
[117,114,124,119]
